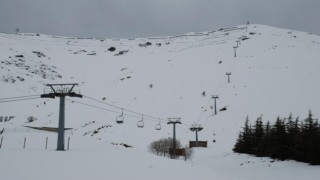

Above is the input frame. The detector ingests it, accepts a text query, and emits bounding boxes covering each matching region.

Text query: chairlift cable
[83,95,166,121]
[67,99,160,122]
[0,97,41,103]
[0,94,40,101]
[196,50,237,125]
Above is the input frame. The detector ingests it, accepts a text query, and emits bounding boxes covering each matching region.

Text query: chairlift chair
[137,115,144,128]
[116,108,124,124]
[155,123,161,130]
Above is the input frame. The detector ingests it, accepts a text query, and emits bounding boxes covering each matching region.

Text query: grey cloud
[0,0,319,38]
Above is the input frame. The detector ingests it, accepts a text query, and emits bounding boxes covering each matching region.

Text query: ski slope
[1,24,320,179]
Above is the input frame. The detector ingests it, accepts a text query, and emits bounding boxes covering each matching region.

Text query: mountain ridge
[1,24,320,180]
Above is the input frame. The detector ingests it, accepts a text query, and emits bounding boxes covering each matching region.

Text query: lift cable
[83,95,167,122]
[0,94,193,127]
[66,99,160,122]
[0,94,40,101]
[0,97,41,103]
[195,52,237,125]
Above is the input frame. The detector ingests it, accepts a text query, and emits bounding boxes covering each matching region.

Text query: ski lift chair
[155,122,161,130]
[116,108,124,124]
[137,115,144,128]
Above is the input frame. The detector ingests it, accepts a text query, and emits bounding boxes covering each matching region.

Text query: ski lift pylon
[116,108,124,124]
[137,114,144,128]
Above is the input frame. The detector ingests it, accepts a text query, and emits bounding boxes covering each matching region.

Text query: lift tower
[167,118,181,158]
[211,95,219,115]
[226,72,231,83]
[41,83,82,151]
[190,124,203,147]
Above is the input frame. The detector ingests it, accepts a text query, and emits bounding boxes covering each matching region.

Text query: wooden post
[23,137,26,149]
[67,136,70,150]
[233,46,237,57]
[46,136,48,150]
[0,136,3,149]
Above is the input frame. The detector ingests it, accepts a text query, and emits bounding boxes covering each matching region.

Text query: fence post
[0,136,3,149]
[23,137,26,149]
[67,136,70,150]
[46,136,48,150]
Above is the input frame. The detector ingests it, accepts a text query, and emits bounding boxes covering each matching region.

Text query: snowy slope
[1,24,320,179]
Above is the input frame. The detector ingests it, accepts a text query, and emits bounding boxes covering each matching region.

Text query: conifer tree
[269,117,289,160]
[243,116,255,154]
[261,121,272,156]
[233,116,254,154]
[301,110,320,164]
[233,132,245,153]
[286,114,301,160]
[253,115,265,156]
[233,111,320,164]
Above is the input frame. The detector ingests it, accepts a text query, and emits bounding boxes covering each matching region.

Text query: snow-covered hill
[1,24,320,179]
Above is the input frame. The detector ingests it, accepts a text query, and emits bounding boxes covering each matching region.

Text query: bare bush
[149,137,182,158]
[184,146,193,161]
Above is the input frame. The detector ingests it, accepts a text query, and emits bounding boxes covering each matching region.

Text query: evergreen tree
[269,116,290,160]
[253,115,265,156]
[286,114,301,160]
[263,121,272,156]
[242,116,255,154]
[258,121,272,157]
[233,111,320,165]
[233,132,245,153]
[301,110,320,164]
[233,116,254,154]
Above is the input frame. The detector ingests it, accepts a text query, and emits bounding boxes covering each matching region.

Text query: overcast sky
[0,0,319,38]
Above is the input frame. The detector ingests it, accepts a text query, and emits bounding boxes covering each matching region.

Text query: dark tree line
[233,111,320,165]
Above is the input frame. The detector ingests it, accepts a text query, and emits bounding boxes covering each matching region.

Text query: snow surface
[1,24,320,179]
